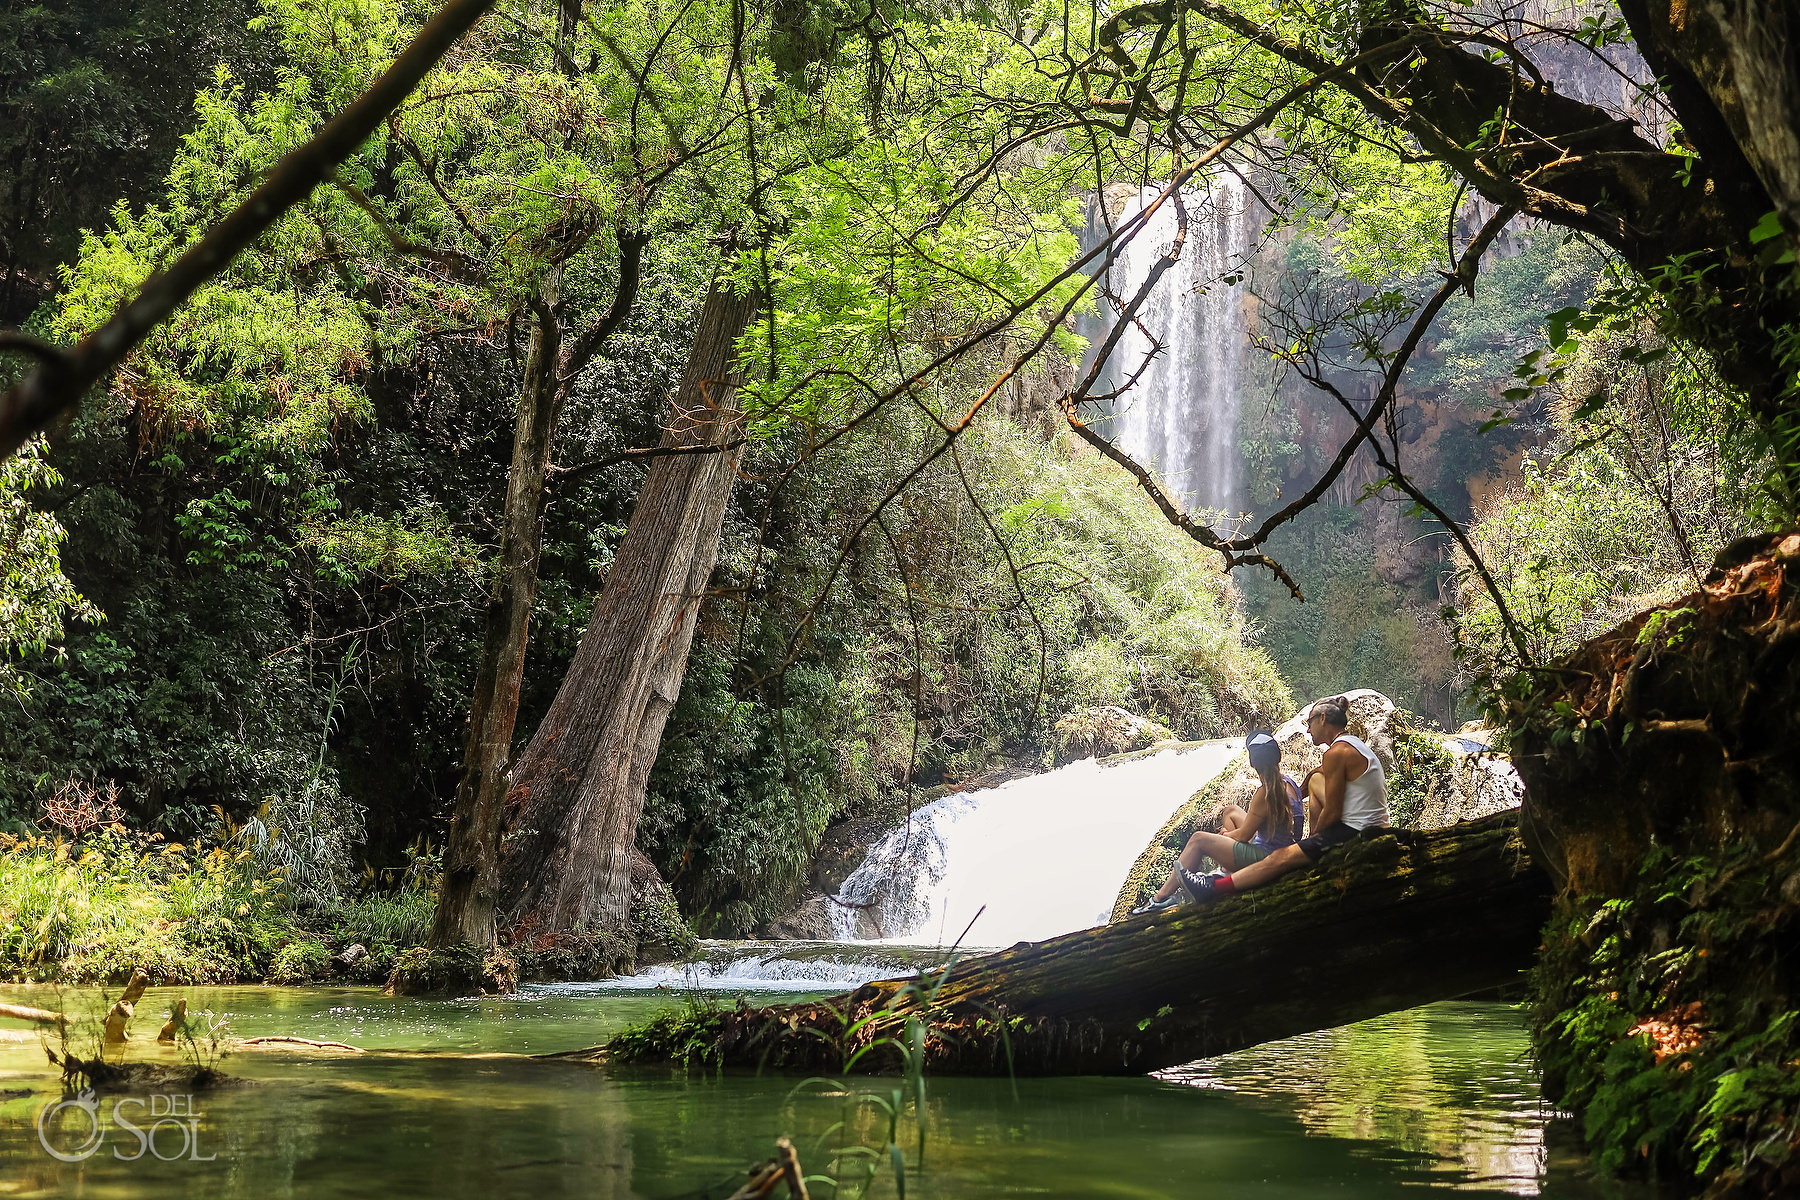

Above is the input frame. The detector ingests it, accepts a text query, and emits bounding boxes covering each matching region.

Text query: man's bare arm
[1314,743,1359,828]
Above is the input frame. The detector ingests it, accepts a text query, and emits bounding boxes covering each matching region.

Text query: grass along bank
[0,828,433,987]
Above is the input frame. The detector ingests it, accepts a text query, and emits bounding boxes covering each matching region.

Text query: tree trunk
[498,277,759,937]
[429,276,563,951]
[594,811,1550,1075]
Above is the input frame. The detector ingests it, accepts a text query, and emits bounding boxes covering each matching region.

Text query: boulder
[761,891,837,940]
[810,811,912,896]
[1053,706,1173,765]
[1420,728,1525,827]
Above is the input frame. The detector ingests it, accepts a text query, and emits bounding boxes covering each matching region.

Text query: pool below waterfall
[1,968,1642,1198]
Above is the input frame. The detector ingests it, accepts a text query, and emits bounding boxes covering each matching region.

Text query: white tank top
[1332,734,1389,830]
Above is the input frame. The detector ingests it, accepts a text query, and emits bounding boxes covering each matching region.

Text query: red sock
[1213,874,1238,895]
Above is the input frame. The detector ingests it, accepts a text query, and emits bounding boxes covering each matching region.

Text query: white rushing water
[1086,178,1257,516]
[829,740,1241,948]
[531,941,952,994]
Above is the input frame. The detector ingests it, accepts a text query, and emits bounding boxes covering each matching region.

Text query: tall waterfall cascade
[830,740,1241,947]
[1083,178,1259,517]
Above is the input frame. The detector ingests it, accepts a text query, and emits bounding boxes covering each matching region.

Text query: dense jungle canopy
[4,0,1800,1194]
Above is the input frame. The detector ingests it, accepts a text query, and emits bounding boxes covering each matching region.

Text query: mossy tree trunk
[598,811,1549,1076]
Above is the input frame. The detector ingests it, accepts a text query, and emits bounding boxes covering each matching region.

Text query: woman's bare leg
[1151,830,1238,900]
[1220,803,1249,834]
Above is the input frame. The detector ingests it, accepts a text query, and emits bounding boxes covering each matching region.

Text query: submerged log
[0,1002,69,1027]
[601,811,1549,1076]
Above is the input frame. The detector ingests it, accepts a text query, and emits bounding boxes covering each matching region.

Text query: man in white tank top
[1174,695,1389,906]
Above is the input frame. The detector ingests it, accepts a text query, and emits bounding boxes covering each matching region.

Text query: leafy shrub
[269,938,329,985]
[0,829,289,983]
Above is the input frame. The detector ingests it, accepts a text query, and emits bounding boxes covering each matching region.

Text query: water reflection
[0,989,1643,1199]
[1163,1003,1555,1192]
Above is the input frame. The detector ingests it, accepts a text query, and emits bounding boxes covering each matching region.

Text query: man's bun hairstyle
[1314,695,1350,729]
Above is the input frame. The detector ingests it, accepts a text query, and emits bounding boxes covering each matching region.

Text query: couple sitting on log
[1130,695,1390,914]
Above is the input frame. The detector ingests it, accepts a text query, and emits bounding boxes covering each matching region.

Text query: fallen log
[600,811,1550,1076]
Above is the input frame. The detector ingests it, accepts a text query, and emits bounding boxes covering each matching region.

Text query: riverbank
[0,828,443,988]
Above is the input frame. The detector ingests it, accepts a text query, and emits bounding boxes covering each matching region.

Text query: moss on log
[600,810,1548,1076]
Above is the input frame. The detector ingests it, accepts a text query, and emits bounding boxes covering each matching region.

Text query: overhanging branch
[0,0,500,461]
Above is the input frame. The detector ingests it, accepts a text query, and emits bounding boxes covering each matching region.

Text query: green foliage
[305,506,483,587]
[1532,844,1800,1188]
[0,821,442,985]
[0,828,290,983]
[607,994,731,1069]
[1457,308,1762,676]
[1385,726,1453,830]
[326,890,434,953]
[269,938,329,985]
[0,0,269,322]
[0,435,101,693]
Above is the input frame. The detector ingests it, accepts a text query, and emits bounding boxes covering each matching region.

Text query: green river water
[0,963,1642,1199]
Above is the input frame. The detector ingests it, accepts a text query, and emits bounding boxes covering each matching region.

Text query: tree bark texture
[1617,1,1800,240]
[430,275,564,950]
[498,277,759,937]
[597,811,1550,1075]
[427,230,648,955]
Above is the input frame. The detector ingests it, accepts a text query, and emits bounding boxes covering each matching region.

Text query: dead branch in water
[238,1036,365,1053]
[0,1002,68,1027]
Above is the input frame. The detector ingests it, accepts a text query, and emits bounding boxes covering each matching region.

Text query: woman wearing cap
[1129,730,1303,915]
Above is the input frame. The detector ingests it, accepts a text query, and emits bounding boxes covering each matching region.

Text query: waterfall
[1083,178,1257,516]
[829,740,1241,948]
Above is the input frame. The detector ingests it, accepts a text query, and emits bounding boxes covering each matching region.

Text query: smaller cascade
[539,941,954,994]
[831,740,1241,947]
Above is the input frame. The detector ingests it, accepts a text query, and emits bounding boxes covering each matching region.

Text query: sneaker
[1177,865,1225,904]
[1127,894,1182,917]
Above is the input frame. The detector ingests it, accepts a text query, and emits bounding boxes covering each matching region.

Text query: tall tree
[480,3,1095,949]
[497,272,758,935]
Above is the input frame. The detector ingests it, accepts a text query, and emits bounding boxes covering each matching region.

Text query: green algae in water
[0,988,1641,1198]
